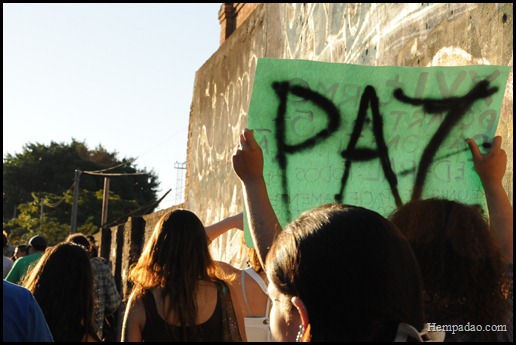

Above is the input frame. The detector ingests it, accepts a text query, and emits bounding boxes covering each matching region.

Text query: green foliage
[3,139,160,245]
[4,193,71,246]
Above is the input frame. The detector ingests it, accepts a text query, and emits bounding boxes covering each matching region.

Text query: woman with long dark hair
[121,209,244,342]
[22,242,100,342]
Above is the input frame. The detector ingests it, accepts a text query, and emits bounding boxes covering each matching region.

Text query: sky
[3,3,222,210]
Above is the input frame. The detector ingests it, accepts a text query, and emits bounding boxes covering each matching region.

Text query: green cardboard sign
[244,58,510,246]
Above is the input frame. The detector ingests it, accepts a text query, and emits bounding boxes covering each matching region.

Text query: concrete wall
[187,3,513,266]
[106,3,513,302]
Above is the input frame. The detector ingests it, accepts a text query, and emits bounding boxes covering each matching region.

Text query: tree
[3,139,160,244]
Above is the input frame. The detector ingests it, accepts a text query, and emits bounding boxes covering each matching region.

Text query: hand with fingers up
[466,135,513,264]
[232,129,282,270]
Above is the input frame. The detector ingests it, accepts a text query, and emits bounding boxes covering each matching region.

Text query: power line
[135,125,188,159]
[82,171,147,177]
[103,189,172,228]
[40,182,75,208]
[82,159,146,177]
[83,158,137,174]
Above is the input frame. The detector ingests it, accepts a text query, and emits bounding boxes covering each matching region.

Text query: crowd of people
[3,130,513,342]
[3,232,120,342]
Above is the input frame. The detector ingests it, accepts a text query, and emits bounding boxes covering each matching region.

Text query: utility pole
[101,177,110,227]
[71,169,81,233]
[40,196,44,231]
[72,164,145,235]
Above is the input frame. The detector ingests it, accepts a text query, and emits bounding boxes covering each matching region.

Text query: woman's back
[122,209,245,342]
[141,280,240,341]
[151,281,218,327]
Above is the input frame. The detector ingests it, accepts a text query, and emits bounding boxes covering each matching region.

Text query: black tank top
[141,286,224,342]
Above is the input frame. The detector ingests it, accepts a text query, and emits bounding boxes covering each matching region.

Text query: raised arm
[466,135,513,264]
[205,212,244,243]
[232,129,282,269]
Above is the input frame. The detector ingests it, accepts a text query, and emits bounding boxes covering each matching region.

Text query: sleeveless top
[241,268,272,342]
[141,280,242,342]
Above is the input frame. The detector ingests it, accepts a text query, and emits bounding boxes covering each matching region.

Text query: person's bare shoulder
[216,260,241,275]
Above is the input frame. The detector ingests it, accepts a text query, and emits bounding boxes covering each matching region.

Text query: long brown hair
[128,209,224,339]
[389,198,511,341]
[22,242,100,342]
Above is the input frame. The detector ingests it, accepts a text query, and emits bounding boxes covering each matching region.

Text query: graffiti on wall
[282,3,480,62]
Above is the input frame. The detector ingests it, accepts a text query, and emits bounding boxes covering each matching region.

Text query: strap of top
[244,267,268,293]
[241,267,271,316]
